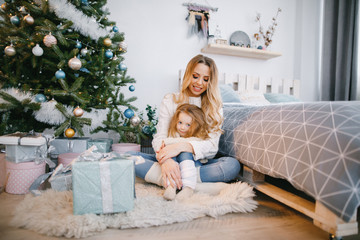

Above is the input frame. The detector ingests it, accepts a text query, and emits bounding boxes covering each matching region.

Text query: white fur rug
[10,181,257,238]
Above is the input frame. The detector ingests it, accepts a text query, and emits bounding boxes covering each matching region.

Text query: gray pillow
[219,84,241,103]
[263,93,300,103]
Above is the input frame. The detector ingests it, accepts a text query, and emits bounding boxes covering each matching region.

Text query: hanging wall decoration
[183,1,218,39]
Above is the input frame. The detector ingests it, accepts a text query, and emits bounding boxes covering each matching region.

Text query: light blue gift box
[5,144,47,163]
[72,158,135,215]
[87,138,113,153]
[50,137,90,158]
[0,132,47,163]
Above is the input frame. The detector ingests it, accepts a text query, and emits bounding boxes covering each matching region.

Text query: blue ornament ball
[55,69,66,79]
[81,0,89,5]
[35,93,46,103]
[112,26,119,32]
[118,63,127,71]
[257,46,263,50]
[75,41,82,49]
[10,16,20,25]
[105,50,113,59]
[129,85,135,92]
[142,126,151,135]
[124,108,134,119]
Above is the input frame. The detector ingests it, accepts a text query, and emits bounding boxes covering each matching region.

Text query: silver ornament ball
[80,48,89,56]
[130,115,141,126]
[119,41,127,51]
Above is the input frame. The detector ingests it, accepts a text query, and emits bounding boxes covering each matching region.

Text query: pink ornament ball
[43,33,57,47]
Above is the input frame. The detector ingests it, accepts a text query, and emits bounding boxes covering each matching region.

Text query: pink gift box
[58,152,81,167]
[0,153,5,189]
[5,160,46,194]
[112,143,140,153]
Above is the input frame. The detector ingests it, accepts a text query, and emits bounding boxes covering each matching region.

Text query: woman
[133,54,240,194]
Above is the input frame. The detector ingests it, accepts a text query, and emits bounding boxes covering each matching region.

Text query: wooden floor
[0,189,359,240]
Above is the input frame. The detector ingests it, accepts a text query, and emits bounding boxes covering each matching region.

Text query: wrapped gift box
[50,137,90,158]
[112,143,140,153]
[0,153,6,190]
[5,160,46,194]
[72,157,135,215]
[49,171,72,192]
[87,138,113,153]
[0,132,47,163]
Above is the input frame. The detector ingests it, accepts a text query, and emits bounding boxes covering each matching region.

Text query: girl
[162,103,210,200]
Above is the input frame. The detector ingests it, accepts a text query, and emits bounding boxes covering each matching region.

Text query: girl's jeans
[129,151,241,183]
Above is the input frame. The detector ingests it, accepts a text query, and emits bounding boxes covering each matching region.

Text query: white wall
[107,0,321,113]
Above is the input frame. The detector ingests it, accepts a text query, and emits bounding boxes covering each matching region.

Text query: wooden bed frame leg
[242,165,265,183]
[313,201,358,238]
[240,165,358,238]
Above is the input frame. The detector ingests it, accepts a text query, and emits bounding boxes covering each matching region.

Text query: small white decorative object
[32,44,44,56]
[80,47,88,56]
[4,45,16,56]
[32,44,43,56]
[68,56,82,70]
[19,6,27,14]
[43,33,57,47]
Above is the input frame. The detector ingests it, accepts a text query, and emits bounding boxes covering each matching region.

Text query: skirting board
[240,165,358,238]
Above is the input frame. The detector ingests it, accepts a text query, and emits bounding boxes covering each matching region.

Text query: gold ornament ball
[73,106,84,117]
[103,38,112,47]
[4,45,16,56]
[1,3,7,11]
[68,56,82,70]
[65,128,75,138]
[43,33,57,47]
[24,14,34,25]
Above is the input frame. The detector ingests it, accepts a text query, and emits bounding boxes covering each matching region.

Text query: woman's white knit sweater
[152,93,222,160]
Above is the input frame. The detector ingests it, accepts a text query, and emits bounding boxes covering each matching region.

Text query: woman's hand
[157,142,193,164]
[160,158,182,189]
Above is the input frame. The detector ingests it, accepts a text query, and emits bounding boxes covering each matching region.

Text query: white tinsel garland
[0,87,108,130]
[34,99,69,125]
[35,101,109,130]
[48,0,109,41]
[0,88,35,104]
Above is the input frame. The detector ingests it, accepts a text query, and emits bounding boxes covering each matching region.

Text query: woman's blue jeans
[129,151,241,183]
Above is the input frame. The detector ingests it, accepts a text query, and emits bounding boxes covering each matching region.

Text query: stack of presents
[0,132,144,215]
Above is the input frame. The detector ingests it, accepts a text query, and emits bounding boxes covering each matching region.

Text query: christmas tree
[0,0,145,143]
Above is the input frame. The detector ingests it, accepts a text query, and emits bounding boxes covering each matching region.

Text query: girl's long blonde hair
[168,103,210,139]
[175,54,223,133]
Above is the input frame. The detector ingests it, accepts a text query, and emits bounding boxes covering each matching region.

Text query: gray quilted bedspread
[219,102,360,222]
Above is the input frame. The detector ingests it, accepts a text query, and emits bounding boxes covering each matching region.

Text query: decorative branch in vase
[254,8,282,50]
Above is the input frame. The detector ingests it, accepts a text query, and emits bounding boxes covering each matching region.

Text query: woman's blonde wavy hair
[168,103,210,139]
[174,54,223,133]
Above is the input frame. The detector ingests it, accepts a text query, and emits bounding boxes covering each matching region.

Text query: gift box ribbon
[99,161,114,214]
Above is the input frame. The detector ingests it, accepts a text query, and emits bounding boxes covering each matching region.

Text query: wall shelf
[201,44,282,60]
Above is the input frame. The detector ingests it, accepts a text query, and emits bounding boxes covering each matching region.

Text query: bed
[179,70,359,239]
